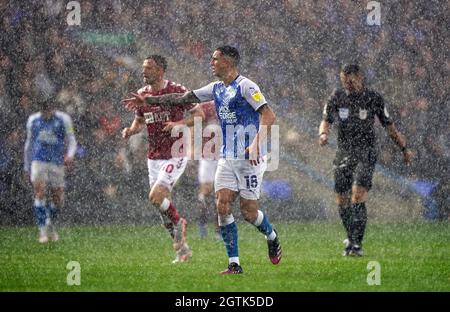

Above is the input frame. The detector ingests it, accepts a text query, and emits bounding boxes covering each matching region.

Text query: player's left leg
[348,185,368,256]
[47,187,64,242]
[150,184,192,263]
[46,164,66,242]
[237,157,281,265]
[32,179,48,243]
[240,198,282,265]
[30,161,49,243]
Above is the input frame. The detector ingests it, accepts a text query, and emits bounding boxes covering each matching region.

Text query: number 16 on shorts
[244,175,258,189]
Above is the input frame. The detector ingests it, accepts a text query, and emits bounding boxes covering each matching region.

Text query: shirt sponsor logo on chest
[144,111,170,124]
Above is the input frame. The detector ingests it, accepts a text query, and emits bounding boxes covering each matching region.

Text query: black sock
[338,204,352,240]
[350,202,367,246]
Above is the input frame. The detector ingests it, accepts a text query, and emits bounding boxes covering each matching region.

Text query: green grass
[0,222,448,291]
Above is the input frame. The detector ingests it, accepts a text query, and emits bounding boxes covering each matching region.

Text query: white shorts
[147,157,187,191]
[198,159,218,184]
[214,156,267,200]
[30,161,65,188]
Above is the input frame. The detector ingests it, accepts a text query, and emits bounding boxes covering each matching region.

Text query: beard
[144,77,152,85]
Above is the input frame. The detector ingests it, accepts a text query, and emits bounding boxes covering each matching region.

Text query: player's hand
[122,92,145,111]
[122,127,132,139]
[162,121,180,132]
[403,148,414,165]
[245,142,261,166]
[319,133,328,146]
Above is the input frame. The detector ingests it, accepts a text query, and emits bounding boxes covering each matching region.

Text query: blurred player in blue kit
[24,95,77,243]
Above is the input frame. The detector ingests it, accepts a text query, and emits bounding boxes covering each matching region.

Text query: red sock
[165,202,180,225]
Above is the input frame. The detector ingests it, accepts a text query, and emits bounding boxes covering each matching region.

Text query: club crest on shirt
[338,108,349,120]
[359,109,368,120]
[221,87,237,106]
[37,130,57,144]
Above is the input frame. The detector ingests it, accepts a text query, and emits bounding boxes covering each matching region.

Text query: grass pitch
[0,222,448,291]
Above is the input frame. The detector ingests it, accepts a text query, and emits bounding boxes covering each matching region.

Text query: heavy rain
[0,0,448,296]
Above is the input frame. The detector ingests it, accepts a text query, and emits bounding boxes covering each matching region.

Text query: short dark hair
[145,55,167,72]
[341,64,361,75]
[35,89,52,110]
[216,45,240,65]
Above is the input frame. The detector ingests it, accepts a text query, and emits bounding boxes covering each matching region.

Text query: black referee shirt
[323,88,393,151]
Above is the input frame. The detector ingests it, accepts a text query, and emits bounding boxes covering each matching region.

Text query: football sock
[338,203,352,240]
[47,202,58,224]
[197,194,208,225]
[253,210,275,240]
[159,212,175,239]
[160,198,180,225]
[219,214,239,262]
[350,202,367,246]
[33,198,47,228]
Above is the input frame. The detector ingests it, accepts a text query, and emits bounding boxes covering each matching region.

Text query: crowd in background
[1,0,448,224]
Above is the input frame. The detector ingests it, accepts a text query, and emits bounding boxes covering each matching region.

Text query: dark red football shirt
[136,80,194,159]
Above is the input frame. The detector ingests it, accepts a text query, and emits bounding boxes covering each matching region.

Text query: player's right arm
[122,116,145,139]
[123,91,200,111]
[122,82,215,111]
[319,89,338,146]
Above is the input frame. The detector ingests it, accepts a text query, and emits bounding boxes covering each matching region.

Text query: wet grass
[0,222,448,291]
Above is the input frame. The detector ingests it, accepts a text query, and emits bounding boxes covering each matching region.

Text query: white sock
[218,214,235,227]
[34,198,46,207]
[229,257,240,265]
[39,227,47,236]
[267,231,277,241]
[253,210,264,226]
[160,198,170,212]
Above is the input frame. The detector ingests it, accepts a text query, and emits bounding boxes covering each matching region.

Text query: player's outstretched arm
[122,91,200,111]
[386,124,413,164]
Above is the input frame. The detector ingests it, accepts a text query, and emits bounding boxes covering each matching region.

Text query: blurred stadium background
[0,0,449,226]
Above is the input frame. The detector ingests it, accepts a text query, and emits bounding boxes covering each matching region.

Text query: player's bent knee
[241,210,257,223]
[351,185,368,203]
[216,199,231,216]
[149,185,171,206]
[239,198,258,222]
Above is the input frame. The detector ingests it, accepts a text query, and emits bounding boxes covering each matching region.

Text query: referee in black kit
[318,64,413,256]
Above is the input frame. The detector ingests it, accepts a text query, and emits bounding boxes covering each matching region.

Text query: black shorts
[333,149,377,194]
